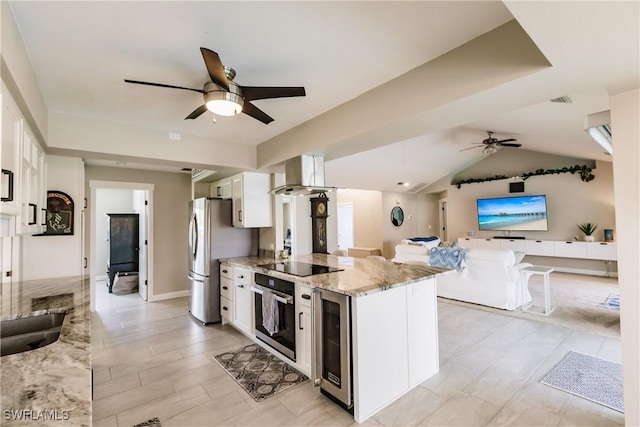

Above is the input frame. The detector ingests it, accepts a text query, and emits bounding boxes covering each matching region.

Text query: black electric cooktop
[258,261,343,277]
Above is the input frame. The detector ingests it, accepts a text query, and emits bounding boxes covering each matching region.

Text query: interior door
[133,190,148,301]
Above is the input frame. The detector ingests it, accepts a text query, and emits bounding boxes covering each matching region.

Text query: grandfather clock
[310,193,329,254]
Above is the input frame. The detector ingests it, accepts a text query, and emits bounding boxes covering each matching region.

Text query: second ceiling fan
[461,131,521,155]
[124,48,306,124]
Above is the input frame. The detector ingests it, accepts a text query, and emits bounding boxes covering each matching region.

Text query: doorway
[337,203,354,251]
[438,199,448,242]
[89,181,154,312]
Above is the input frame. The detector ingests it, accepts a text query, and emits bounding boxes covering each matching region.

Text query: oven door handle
[250,285,293,305]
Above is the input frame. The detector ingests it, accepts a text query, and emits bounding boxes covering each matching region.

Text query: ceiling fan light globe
[204,91,244,116]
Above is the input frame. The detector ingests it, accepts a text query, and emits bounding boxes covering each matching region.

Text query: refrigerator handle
[189,212,198,261]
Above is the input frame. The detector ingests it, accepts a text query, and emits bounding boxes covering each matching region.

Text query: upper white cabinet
[231,172,272,228]
[0,86,47,235]
[210,177,232,199]
[1,89,21,217]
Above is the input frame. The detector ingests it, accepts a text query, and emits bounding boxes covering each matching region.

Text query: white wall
[95,188,135,277]
[611,88,640,426]
[19,156,84,281]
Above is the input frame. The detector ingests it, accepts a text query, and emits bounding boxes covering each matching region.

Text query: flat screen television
[477,195,548,231]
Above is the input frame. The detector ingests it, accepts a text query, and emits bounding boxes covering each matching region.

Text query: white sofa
[392,238,441,263]
[395,245,533,310]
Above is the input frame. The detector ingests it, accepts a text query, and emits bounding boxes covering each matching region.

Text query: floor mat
[213,343,307,402]
[541,351,624,413]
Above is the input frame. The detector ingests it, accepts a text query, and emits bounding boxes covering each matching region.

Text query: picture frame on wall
[41,190,74,235]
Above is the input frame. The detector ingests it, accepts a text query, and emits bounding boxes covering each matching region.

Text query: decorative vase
[584,235,595,242]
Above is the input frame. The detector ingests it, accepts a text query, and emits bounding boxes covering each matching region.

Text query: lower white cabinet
[458,237,617,261]
[295,284,312,375]
[553,241,587,258]
[232,267,253,334]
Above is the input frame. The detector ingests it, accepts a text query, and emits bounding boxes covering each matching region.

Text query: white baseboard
[149,290,190,302]
[537,265,618,278]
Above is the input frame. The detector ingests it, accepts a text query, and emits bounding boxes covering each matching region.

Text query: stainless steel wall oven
[252,273,296,361]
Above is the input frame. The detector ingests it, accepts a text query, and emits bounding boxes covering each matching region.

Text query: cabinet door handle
[237,284,244,288]
[222,306,228,311]
[1,169,14,202]
[301,294,311,300]
[29,203,37,225]
[222,269,228,274]
[237,275,244,279]
[565,241,573,244]
[222,286,228,290]
[238,209,243,223]
[299,312,303,330]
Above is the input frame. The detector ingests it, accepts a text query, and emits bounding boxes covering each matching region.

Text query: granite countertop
[0,277,90,426]
[221,253,450,296]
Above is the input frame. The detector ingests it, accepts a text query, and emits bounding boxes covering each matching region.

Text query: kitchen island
[0,277,90,426]
[220,253,449,423]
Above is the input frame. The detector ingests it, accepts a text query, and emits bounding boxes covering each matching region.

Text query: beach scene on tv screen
[477,195,548,231]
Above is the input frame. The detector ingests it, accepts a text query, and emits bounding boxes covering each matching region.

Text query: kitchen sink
[1,309,67,357]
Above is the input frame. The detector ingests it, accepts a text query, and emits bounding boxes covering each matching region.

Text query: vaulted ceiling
[5,1,639,192]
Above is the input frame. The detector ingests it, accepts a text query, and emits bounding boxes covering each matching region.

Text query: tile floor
[92,274,624,426]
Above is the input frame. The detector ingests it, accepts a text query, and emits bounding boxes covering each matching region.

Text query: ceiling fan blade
[184,105,208,120]
[243,102,274,124]
[124,79,204,94]
[496,138,517,143]
[200,48,229,90]
[240,86,306,102]
[497,143,522,148]
[459,145,482,152]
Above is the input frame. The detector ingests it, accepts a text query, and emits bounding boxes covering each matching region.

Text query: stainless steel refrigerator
[188,198,258,324]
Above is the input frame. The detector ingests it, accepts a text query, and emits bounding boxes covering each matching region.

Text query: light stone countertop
[221,253,450,296]
[0,277,90,426]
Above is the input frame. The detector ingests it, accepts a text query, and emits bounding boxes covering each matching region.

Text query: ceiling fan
[460,131,521,155]
[124,48,306,124]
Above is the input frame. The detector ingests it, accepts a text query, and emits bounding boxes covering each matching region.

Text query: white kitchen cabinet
[232,267,253,334]
[1,88,22,218]
[210,177,232,199]
[457,237,479,249]
[231,172,272,228]
[220,265,234,325]
[295,284,312,375]
[407,278,438,388]
[17,125,44,235]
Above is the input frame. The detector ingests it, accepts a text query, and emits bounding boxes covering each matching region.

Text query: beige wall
[336,189,383,252]
[380,191,421,259]
[85,166,191,296]
[426,151,615,242]
[611,88,639,426]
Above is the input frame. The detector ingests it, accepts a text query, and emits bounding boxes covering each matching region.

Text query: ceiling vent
[550,96,572,103]
[406,182,430,193]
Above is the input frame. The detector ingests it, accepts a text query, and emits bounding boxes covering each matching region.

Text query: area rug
[213,344,308,402]
[602,293,620,310]
[133,417,161,427]
[541,351,624,413]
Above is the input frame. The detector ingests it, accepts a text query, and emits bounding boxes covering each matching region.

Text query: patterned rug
[133,417,161,427]
[213,344,308,402]
[602,293,620,310]
[541,351,624,413]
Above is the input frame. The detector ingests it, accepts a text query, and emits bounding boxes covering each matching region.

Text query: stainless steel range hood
[270,155,339,196]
